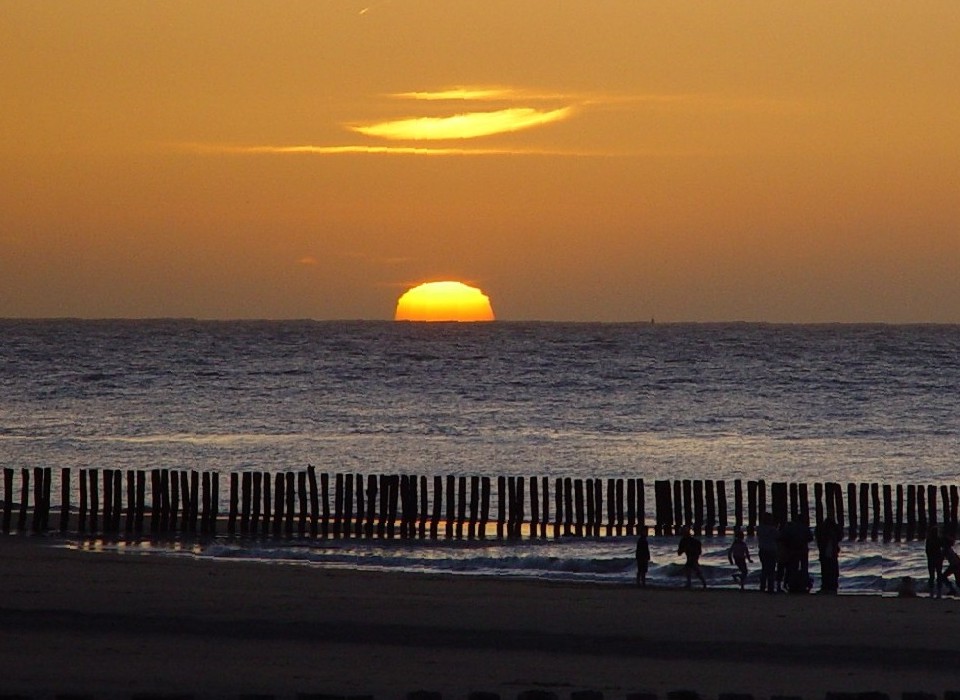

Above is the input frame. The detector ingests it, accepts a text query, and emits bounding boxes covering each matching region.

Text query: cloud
[350,106,574,141]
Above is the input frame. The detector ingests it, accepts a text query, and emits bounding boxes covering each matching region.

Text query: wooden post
[705,479,715,537]
[615,478,625,536]
[916,485,926,539]
[789,482,799,522]
[228,472,239,536]
[79,468,89,534]
[815,482,826,525]
[3,467,13,534]
[240,471,252,536]
[445,475,455,539]
[716,479,725,536]
[858,483,869,541]
[148,469,159,535]
[307,467,320,537]
[284,472,295,538]
[951,485,959,526]
[692,480,704,536]
[419,475,428,539]
[432,475,443,539]
[673,480,683,531]
[593,479,603,535]
[574,479,585,537]
[554,477,563,538]
[540,476,549,538]
[89,468,99,534]
[757,479,767,521]
[18,468,30,534]
[32,467,44,533]
[770,481,791,523]
[626,479,636,536]
[113,470,122,533]
[638,478,647,534]
[210,472,219,536]
[871,482,880,540]
[882,483,893,541]
[125,470,135,534]
[261,471,271,537]
[682,479,693,528]
[846,483,857,540]
[480,476,491,539]
[799,482,810,525]
[273,472,285,538]
[250,472,262,534]
[298,471,308,537]
[60,467,71,533]
[169,471,180,535]
[906,484,916,541]
[319,472,329,538]
[928,484,938,527]
[136,470,146,535]
[469,476,480,539]
[895,483,904,541]
[734,479,743,532]
[528,476,539,540]
[201,471,211,535]
[747,480,757,534]
[332,473,344,538]
[367,473,378,538]
[563,477,574,536]
[387,474,400,538]
[342,473,353,539]
[102,470,113,535]
[453,475,465,539]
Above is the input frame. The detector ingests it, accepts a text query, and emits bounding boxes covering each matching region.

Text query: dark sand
[1,536,957,698]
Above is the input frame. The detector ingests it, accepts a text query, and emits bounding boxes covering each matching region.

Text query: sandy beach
[0,536,957,699]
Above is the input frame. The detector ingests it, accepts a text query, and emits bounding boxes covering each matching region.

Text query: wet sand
[0,536,957,698]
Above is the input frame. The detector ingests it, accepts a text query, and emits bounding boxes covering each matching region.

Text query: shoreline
[1,535,958,698]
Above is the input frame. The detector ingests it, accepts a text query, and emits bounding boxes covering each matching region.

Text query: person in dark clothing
[925,525,945,598]
[757,512,779,593]
[635,526,651,587]
[677,525,706,589]
[815,516,842,594]
[780,518,813,593]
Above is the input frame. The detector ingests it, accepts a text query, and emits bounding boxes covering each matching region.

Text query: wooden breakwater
[1,467,958,542]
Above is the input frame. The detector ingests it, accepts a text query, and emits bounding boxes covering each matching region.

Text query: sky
[2,1,959,322]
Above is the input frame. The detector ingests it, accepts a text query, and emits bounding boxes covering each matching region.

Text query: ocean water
[3,320,959,594]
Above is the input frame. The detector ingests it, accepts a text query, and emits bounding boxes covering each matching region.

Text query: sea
[2,319,959,595]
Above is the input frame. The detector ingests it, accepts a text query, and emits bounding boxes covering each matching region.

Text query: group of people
[633,515,960,595]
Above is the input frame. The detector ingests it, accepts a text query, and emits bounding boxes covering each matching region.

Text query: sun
[395,281,495,322]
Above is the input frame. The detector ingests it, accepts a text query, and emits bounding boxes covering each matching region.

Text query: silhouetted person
[757,512,778,593]
[925,525,946,598]
[942,535,960,595]
[677,525,706,589]
[636,526,651,587]
[815,516,842,594]
[780,518,813,593]
[727,527,752,590]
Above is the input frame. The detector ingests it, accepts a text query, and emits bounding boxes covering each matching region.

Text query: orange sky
[2,1,958,321]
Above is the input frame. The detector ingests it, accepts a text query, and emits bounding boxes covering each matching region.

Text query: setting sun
[395,281,495,322]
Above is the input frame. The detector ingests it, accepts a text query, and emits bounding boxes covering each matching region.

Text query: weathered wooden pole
[540,476,549,538]
[799,482,810,525]
[928,484,938,527]
[716,479,726,536]
[250,471,262,534]
[419,475,428,539]
[704,479,715,537]
[682,479,693,528]
[574,478,585,537]
[261,471,271,537]
[61,467,71,533]
[432,475,443,539]
[815,482,825,525]
[527,476,538,539]
[916,484,927,539]
[673,480,683,531]
[168,471,180,535]
[228,472,239,536]
[469,476,480,539]
[112,469,122,533]
[871,482,880,540]
[846,482,857,540]
[747,480,758,534]
[563,477,574,537]
[882,483,893,541]
[554,477,563,538]
[626,479,636,536]
[272,472,285,538]
[481,476,491,539]
[734,479,743,532]
[905,484,916,540]
[31,467,44,533]
[895,483,904,541]
[457,475,467,539]
[298,471,308,537]
[125,470,135,534]
[308,466,320,537]
[858,483,869,541]
[366,473,377,538]
[692,480,704,536]
[89,468,100,534]
[18,468,30,534]
[615,478,625,536]
[240,472,252,536]
[342,473,353,539]
[445,475,455,539]
[102,469,113,535]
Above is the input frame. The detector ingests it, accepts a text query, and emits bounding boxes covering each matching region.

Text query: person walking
[757,512,779,593]
[815,516,842,594]
[635,526,651,588]
[727,527,753,590]
[677,525,706,589]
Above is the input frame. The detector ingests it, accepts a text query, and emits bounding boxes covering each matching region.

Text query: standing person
[925,525,945,598]
[677,525,706,589]
[635,526,651,588]
[757,512,779,593]
[727,527,753,590]
[815,516,842,594]
[942,534,960,595]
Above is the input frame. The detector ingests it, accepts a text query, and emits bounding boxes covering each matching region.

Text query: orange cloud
[350,107,574,141]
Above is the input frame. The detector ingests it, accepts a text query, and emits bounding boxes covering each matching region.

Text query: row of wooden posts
[2,466,959,542]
